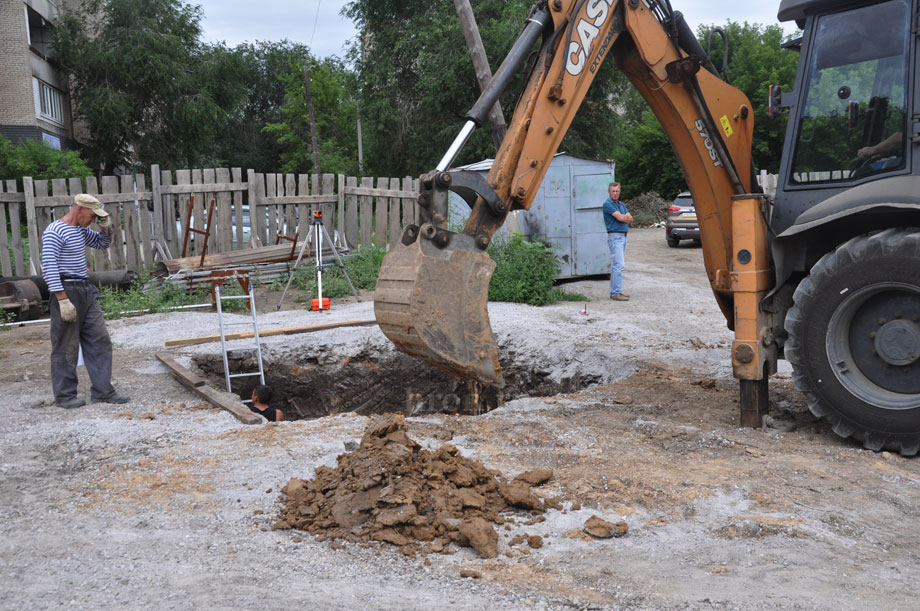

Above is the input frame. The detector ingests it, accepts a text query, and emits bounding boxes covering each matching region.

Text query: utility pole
[357,115,364,175]
[303,64,321,174]
[453,0,507,152]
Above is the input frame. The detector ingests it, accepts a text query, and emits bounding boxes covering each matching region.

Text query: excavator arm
[375,0,770,406]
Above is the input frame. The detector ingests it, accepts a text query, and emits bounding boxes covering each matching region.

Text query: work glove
[96,215,111,229]
[58,297,77,323]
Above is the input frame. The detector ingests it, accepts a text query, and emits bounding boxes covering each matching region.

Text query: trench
[193,349,602,421]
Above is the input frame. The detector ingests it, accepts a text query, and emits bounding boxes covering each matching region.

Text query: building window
[33,78,65,125]
[42,133,62,150]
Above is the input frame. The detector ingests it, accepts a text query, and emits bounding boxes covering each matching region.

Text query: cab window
[790,0,910,184]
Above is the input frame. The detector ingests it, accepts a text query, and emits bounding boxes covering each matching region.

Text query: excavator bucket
[374,232,503,386]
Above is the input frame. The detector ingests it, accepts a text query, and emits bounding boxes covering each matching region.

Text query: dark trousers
[50,283,115,403]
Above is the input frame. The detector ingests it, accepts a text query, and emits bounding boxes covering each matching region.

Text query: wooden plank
[159,183,247,194]
[310,174,321,242]
[0,188,11,277]
[23,177,40,275]
[120,175,141,270]
[401,176,416,227]
[266,173,278,245]
[345,176,358,249]
[359,177,373,248]
[33,181,53,251]
[136,174,154,267]
[175,170,192,258]
[248,170,259,246]
[8,180,24,276]
[277,174,286,239]
[232,168,244,250]
[29,192,154,207]
[193,169,208,258]
[101,176,125,269]
[337,174,346,247]
[284,174,297,240]
[161,170,178,259]
[252,172,267,246]
[297,174,310,242]
[151,165,164,258]
[83,178,104,271]
[345,186,418,198]
[155,353,262,425]
[374,177,388,247]
[164,319,377,347]
[259,194,337,206]
[0,192,25,203]
[322,173,334,239]
[217,168,233,253]
[388,177,401,248]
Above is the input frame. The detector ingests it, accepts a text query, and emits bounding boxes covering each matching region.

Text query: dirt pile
[274,414,560,557]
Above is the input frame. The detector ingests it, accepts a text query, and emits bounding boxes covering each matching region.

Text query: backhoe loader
[373,0,920,455]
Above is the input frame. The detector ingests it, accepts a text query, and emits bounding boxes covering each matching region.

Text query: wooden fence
[0,181,26,276]
[0,165,421,276]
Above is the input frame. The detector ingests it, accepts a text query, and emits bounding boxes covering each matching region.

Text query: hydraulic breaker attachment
[374,224,502,386]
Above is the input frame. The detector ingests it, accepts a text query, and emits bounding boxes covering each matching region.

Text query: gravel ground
[1,228,918,610]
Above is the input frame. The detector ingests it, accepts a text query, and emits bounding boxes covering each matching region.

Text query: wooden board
[164,318,377,347]
[156,352,263,425]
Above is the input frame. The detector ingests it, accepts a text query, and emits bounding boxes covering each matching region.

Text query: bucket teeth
[374,235,503,386]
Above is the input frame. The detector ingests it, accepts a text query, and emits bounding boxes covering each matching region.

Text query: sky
[192,1,798,59]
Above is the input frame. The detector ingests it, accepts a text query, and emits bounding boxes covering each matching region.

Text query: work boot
[57,397,86,409]
[99,393,131,404]
[610,293,629,302]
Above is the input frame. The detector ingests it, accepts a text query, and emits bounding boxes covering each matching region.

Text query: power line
[310,0,322,48]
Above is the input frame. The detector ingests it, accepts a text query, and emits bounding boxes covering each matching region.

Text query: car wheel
[666,235,680,248]
[784,229,920,455]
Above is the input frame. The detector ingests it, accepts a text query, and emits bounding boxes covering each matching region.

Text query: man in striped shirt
[41,194,129,408]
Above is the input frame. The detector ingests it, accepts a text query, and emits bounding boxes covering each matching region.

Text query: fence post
[23,177,40,275]
[151,164,165,258]
[248,169,264,246]
[337,174,345,247]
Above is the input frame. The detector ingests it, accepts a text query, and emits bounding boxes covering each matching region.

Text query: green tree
[53,0,245,172]
[615,21,800,199]
[344,0,630,177]
[211,41,314,172]
[262,57,360,175]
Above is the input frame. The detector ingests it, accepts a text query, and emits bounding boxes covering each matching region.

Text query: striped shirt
[41,220,112,293]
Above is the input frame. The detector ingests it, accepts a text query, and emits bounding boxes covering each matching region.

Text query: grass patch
[271,245,386,302]
[97,275,245,319]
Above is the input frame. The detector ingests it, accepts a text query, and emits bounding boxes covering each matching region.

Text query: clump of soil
[274,414,559,557]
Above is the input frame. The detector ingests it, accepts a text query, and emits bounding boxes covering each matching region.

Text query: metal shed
[448,153,615,278]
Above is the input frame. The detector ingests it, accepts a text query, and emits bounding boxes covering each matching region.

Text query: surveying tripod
[276,209,358,310]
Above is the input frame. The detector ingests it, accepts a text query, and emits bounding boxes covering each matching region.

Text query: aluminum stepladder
[215,283,265,405]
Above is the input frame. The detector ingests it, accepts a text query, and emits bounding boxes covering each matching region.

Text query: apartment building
[0,0,78,149]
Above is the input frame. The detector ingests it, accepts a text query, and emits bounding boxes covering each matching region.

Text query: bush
[626,191,669,226]
[487,234,586,306]
[0,135,93,186]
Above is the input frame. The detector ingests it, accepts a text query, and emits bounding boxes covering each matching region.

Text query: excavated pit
[193,348,602,420]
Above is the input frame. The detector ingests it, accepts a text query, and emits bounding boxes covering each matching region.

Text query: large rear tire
[667,235,680,248]
[784,228,920,455]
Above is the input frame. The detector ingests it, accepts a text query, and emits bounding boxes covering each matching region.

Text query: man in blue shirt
[602,182,633,301]
[41,194,130,408]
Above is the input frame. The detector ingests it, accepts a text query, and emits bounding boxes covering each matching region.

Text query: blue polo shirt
[603,198,629,233]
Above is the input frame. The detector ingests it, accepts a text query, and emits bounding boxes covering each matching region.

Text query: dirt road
[1,228,918,609]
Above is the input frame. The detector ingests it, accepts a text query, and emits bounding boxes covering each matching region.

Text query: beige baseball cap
[74,193,109,218]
